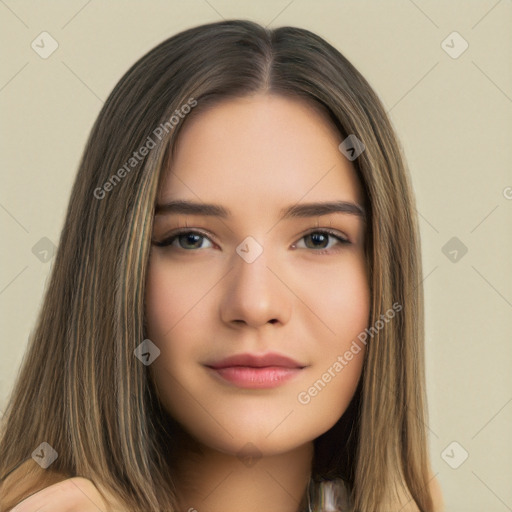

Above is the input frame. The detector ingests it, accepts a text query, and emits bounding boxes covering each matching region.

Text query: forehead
[158,93,364,210]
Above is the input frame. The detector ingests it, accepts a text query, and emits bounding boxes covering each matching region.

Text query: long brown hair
[0,20,434,511]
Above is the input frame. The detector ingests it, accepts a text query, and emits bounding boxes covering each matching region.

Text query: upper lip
[206,353,305,369]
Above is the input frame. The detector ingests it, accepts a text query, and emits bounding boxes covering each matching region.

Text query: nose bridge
[220,238,290,327]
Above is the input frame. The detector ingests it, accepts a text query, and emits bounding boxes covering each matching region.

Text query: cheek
[298,252,370,339]
[293,253,369,416]
[144,256,216,387]
[144,255,214,340]
[145,263,177,340]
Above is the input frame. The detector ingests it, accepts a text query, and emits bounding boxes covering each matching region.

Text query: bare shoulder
[398,471,445,512]
[380,469,444,512]
[0,460,124,511]
[0,458,70,510]
[429,471,445,512]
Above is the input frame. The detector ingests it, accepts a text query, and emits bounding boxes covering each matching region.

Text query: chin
[179,408,339,459]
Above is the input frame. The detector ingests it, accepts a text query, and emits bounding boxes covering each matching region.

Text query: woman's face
[145,93,370,457]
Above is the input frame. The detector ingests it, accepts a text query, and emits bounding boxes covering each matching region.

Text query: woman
[0,20,443,511]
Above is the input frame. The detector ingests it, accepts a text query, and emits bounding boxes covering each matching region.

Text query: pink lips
[206,353,305,389]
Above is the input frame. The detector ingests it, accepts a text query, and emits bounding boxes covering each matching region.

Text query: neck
[170,432,314,512]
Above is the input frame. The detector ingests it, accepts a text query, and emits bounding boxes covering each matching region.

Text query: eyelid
[300,227,350,243]
[152,228,217,248]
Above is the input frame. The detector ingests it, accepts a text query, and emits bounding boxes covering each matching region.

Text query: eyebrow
[155,199,366,220]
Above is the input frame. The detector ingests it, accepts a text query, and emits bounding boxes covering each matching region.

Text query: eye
[153,230,214,250]
[153,228,350,253]
[293,229,350,254]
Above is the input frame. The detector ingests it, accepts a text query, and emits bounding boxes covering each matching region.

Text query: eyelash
[153,228,351,255]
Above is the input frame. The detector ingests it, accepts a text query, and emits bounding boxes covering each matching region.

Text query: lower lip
[207,366,302,389]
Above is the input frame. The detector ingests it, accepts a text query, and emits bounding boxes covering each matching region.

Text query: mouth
[205,353,306,389]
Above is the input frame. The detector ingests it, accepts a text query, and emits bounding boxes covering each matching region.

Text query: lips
[205,353,306,389]
[207,353,304,370]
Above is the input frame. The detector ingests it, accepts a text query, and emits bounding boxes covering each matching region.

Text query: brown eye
[294,229,350,253]
[154,230,214,250]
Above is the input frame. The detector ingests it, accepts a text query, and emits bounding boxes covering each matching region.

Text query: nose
[219,245,292,329]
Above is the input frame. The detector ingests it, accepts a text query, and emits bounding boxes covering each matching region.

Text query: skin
[9,94,445,511]
[9,478,120,512]
[144,93,370,511]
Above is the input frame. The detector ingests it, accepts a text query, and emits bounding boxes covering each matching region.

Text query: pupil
[182,233,201,248]
[308,233,327,248]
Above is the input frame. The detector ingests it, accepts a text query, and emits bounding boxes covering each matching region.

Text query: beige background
[1,1,511,510]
